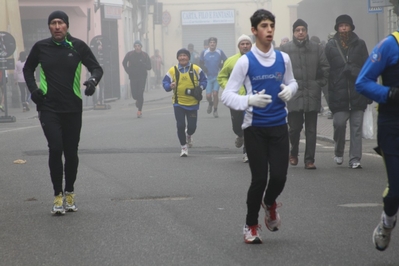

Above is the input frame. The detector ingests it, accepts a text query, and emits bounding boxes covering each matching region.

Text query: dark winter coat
[280,37,329,112]
[325,32,369,113]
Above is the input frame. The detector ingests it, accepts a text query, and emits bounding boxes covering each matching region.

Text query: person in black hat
[325,14,370,169]
[23,10,103,215]
[280,18,329,170]
[162,48,207,157]
[122,40,152,118]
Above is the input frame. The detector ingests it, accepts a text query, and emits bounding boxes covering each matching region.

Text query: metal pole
[376,13,380,44]
[2,69,8,116]
[145,0,149,92]
[0,69,16,122]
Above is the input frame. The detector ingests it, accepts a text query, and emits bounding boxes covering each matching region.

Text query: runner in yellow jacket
[218,34,252,162]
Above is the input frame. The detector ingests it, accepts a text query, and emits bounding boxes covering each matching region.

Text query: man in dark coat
[325,14,369,169]
[280,19,329,170]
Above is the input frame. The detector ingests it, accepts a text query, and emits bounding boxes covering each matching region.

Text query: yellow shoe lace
[65,192,75,206]
[54,193,63,207]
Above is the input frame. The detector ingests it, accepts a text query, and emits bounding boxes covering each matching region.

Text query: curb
[316,135,334,144]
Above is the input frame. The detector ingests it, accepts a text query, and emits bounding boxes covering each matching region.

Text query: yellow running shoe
[65,191,78,212]
[51,193,65,215]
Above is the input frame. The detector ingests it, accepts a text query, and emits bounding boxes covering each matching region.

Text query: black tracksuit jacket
[23,33,103,112]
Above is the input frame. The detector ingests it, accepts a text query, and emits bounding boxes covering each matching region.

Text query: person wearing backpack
[162,48,207,157]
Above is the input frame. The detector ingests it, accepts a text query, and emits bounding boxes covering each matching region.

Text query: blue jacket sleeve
[198,69,207,89]
[356,36,399,103]
[162,73,173,92]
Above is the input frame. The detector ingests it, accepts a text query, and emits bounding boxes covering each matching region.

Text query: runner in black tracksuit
[23,10,103,214]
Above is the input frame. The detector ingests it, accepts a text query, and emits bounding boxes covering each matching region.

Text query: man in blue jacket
[356,30,399,252]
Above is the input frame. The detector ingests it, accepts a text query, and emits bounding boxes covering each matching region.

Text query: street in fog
[0,92,396,266]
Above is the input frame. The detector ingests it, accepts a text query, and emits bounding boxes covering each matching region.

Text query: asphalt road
[0,96,396,266]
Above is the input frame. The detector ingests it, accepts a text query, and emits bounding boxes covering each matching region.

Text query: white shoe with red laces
[262,201,282,232]
[243,224,262,244]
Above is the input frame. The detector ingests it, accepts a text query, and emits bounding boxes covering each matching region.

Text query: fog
[1,0,397,106]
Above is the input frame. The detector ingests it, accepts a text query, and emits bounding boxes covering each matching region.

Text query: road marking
[339,203,382,208]
[111,196,192,201]
[215,156,239,160]
[363,153,382,158]
[121,106,170,112]
[0,125,39,134]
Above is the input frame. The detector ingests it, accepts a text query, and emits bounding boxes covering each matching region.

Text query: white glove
[248,89,272,108]
[278,84,292,102]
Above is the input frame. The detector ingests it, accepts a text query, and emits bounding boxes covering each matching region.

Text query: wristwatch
[89,78,97,86]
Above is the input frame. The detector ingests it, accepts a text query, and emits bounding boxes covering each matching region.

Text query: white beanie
[237,34,252,46]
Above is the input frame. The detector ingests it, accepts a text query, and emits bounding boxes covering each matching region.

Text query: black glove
[31,89,45,105]
[388,87,399,104]
[83,79,96,96]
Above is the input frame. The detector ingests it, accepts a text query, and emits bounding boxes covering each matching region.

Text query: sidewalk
[317,100,378,145]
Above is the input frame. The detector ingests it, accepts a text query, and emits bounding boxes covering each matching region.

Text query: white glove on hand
[248,89,272,108]
[278,84,292,102]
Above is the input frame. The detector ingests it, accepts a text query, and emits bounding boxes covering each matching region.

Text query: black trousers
[39,111,82,196]
[244,125,289,226]
[230,109,244,138]
[130,76,147,111]
[174,106,197,146]
[378,123,399,217]
[288,111,318,164]
[230,108,246,154]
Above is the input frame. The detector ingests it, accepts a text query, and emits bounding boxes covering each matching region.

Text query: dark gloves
[31,89,45,105]
[388,87,399,104]
[83,79,96,96]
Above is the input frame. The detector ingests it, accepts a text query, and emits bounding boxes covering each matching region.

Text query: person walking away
[275,37,289,50]
[218,34,252,163]
[221,9,298,244]
[162,48,207,157]
[280,19,329,169]
[310,35,326,115]
[150,49,163,89]
[323,31,337,119]
[325,14,369,169]
[0,70,7,112]
[23,10,103,215]
[187,43,200,65]
[356,29,399,251]
[15,51,30,112]
[200,37,227,118]
[122,40,152,118]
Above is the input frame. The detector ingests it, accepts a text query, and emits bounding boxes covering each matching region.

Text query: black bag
[192,86,203,101]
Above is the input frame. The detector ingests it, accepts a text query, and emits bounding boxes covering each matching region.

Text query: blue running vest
[244,50,287,128]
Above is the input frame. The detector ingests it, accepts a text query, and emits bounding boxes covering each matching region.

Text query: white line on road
[339,203,382,208]
[0,125,40,134]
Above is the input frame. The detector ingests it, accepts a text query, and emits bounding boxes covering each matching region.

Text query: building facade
[1,0,398,104]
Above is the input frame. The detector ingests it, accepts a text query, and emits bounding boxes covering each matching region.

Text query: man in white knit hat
[218,34,252,162]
